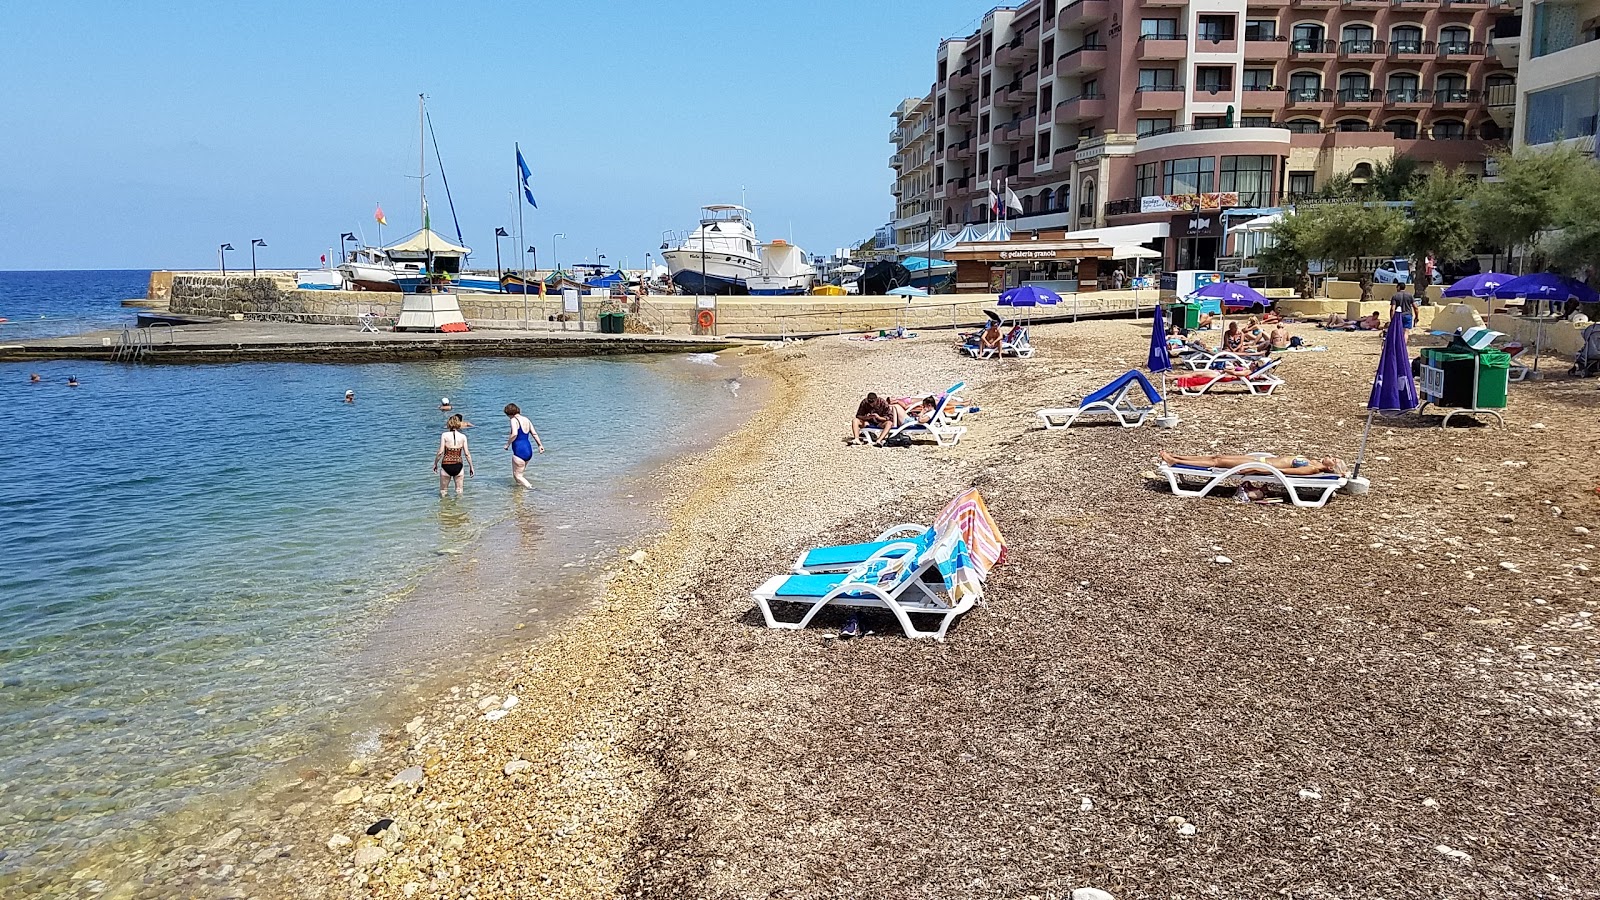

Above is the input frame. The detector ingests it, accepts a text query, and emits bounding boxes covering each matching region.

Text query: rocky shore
[95,320,1599,899]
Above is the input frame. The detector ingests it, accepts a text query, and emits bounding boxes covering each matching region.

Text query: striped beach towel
[932,488,1007,575]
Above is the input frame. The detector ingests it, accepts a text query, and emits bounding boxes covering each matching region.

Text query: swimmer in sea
[502,402,545,488]
[432,414,474,498]
[438,397,452,411]
[344,390,355,403]
[30,373,41,383]
[67,376,79,387]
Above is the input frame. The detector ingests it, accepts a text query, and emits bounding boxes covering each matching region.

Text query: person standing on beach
[433,414,474,498]
[1391,285,1416,333]
[503,403,544,488]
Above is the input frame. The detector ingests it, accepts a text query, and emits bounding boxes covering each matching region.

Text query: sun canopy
[384,228,472,257]
[1110,245,1163,260]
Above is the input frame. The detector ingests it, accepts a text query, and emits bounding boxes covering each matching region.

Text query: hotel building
[904,0,1509,269]
[1487,0,1599,150]
[890,94,939,251]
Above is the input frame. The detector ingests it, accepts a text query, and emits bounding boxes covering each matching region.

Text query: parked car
[1373,258,1444,285]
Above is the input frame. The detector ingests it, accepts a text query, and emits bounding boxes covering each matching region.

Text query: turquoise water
[0,272,747,884]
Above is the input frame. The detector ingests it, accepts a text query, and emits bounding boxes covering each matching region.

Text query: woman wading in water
[433,414,474,498]
[502,403,545,488]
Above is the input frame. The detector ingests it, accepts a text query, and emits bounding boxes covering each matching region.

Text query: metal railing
[1439,41,1486,55]
[1135,83,1184,92]
[1436,88,1482,103]
[1389,39,1436,54]
[770,299,998,341]
[1337,87,1382,102]
[1291,38,1337,54]
[1340,39,1386,54]
[1386,88,1435,103]
[1289,87,1334,103]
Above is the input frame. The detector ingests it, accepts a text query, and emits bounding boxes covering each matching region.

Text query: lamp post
[339,232,356,265]
[552,232,565,275]
[524,245,538,330]
[250,239,267,278]
[493,227,508,285]
[219,243,235,275]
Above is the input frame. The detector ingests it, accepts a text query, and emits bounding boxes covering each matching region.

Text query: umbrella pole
[1352,409,1376,480]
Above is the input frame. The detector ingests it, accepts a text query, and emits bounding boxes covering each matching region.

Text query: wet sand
[133,321,1600,898]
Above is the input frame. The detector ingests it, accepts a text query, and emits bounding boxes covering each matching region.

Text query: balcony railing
[1437,88,1482,103]
[1439,41,1486,56]
[1486,82,1516,107]
[1137,32,1187,42]
[1139,121,1295,137]
[1340,39,1386,55]
[1387,88,1435,103]
[1135,83,1184,92]
[1289,87,1335,102]
[1104,198,1140,216]
[1060,41,1108,58]
[1291,38,1336,54]
[1337,87,1382,102]
[1389,39,1435,55]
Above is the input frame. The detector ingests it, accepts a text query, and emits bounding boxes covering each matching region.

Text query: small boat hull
[671,269,748,295]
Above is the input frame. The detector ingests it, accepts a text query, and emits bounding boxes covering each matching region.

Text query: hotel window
[1290,71,1323,99]
[1162,157,1214,195]
[1140,18,1181,39]
[1436,72,1469,102]
[1197,15,1236,42]
[1439,26,1472,55]
[1434,119,1470,139]
[1383,119,1419,139]
[1524,76,1600,142]
[1390,25,1423,54]
[1137,117,1174,135]
[1286,118,1321,134]
[1243,68,1274,90]
[1288,171,1315,196]
[1136,162,1160,198]
[1245,20,1278,41]
[1037,134,1051,157]
[1291,23,1325,51]
[1196,66,1233,94]
[1241,115,1274,127]
[1195,115,1228,129]
[1220,155,1274,206]
[1083,78,1100,97]
[1138,68,1179,89]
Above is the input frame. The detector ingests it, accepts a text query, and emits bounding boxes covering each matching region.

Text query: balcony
[1438,41,1487,60]
[1193,83,1237,102]
[1442,0,1490,7]
[1342,0,1388,7]
[1141,0,1188,6]
[1135,84,1186,111]
[1057,0,1109,28]
[1241,86,1289,112]
[997,39,1027,68]
[1059,42,1109,73]
[1337,87,1384,107]
[1491,16,1521,67]
[1245,35,1290,60]
[1245,0,1291,7]
[1390,39,1437,59]
[1137,34,1189,60]
[1056,92,1107,123]
[1288,87,1335,107]
[1195,34,1240,55]
[1291,38,1337,58]
[952,104,974,125]
[1104,198,1141,217]
[1486,81,1515,128]
[1436,88,1482,108]
[1390,0,1440,6]
[950,65,977,87]
[1340,39,1387,58]
[1386,87,1435,107]
[994,84,1023,107]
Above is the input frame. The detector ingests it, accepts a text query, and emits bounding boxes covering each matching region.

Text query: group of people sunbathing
[849,392,941,446]
[1170,314,1299,357]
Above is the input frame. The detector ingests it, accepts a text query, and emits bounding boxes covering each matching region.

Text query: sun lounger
[1179,349,1259,371]
[792,524,931,573]
[754,529,979,640]
[1038,369,1163,429]
[1176,357,1283,396]
[964,326,1034,359]
[863,392,967,446]
[1156,453,1348,508]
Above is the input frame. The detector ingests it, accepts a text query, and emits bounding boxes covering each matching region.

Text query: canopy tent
[926,228,962,253]
[383,228,472,258]
[1109,245,1162,260]
[902,256,957,272]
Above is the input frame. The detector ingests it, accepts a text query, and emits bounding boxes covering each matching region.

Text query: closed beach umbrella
[1352,318,1418,482]
[1147,302,1174,422]
[1442,272,1513,298]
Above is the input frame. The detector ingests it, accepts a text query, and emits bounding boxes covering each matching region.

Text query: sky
[0,0,987,271]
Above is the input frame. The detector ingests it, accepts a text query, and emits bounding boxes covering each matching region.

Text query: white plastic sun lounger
[863,392,967,446]
[1177,357,1284,396]
[791,524,931,574]
[1157,453,1348,509]
[1038,369,1163,429]
[1180,349,1259,371]
[753,530,978,640]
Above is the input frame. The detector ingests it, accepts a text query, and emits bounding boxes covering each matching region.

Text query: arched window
[1286,118,1322,134]
[1386,71,1421,102]
[1289,69,1323,101]
[1390,25,1423,54]
[1439,26,1471,55]
[1352,161,1375,181]
[1382,118,1418,139]
[1337,71,1372,102]
[1291,22,1326,52]
[1340,23,1376,54]
[1022,195,1034,215]
[1080,179,1097,213]
[1339,119,1373,133]
[1436,72,1469,103]
[1039,187,1053,210]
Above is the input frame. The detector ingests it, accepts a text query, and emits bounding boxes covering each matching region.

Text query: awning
[383,228,472,256]
[1110,245,1162,259]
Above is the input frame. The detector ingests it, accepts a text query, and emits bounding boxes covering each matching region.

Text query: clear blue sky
[0,0,986,271]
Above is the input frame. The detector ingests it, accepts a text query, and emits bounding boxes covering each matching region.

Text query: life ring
[697,309,715,329]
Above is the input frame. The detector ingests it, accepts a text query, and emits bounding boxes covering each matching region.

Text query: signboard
[561,288,580,313]
[1130,276,1154,290]
[1139,192,1240,214]
[999,248,1060,260]
[1174,212,1224,238]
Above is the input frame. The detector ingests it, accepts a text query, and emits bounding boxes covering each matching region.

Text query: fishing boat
[661,204,762,295]
[746,240,818,295]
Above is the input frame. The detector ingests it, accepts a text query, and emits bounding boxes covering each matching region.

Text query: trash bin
[1180,303,1202,330]
[599,312,626,334]
[1422,347,1509,409]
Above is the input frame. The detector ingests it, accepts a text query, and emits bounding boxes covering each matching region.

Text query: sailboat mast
[418,94,429,259]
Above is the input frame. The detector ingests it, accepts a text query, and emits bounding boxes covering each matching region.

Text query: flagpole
[517,143,527,328]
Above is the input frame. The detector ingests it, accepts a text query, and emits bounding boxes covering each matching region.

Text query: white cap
[441,397,450,404]
[345,389,354,396]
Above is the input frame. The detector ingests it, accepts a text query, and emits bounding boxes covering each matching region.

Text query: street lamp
[552,233,565,274]
[250,239,266,277]
[339,232,356,265]
[219,243,235,275]
[527,245,538,272]
[493,227,509,284]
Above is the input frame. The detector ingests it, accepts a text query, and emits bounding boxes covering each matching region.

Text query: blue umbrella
[1147,302,1174,422]
[999,285,1062,307]
[1187,281,1272,310]
[1352,319,1418,481]
[887,286,928,297]
[1491,273,1598,304]
[1442,272,1513,298]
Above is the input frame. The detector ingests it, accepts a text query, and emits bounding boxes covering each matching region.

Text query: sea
[0,270,753,888]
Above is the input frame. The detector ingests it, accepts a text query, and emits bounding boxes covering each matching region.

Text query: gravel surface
[149,321,1598,899]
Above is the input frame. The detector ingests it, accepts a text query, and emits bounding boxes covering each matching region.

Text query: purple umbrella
[1188,281,1272,310]
[1147,303,1174,423]
[1352,319,1418,482]
[1491,273,1598,303]
[1442,272,1513,298]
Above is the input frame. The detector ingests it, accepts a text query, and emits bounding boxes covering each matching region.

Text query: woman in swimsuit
[1159,450,1347,476]
[433,414,474,498]
[1222,322,1245,353]
[502,403,545,488]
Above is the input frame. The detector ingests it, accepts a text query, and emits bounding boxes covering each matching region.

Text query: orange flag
[374,204,387,226]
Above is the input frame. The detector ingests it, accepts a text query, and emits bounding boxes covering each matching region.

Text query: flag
[374,204,387,226]
[987,181,999,217]
[516,146,537,208]
[423,199,430,232]
[320,254,326,264]
[1004,179,1023,214]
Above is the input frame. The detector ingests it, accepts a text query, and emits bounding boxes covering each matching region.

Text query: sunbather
[890,395,940,427]
[1174,357,1271,389]
[851,393,893,444]
[1159,450,1347,476]
[1267,322,1291,351]
[979,321,1004,352]
[1222,322,1246,353]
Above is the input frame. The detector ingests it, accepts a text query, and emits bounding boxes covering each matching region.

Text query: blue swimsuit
[511,417,534,461]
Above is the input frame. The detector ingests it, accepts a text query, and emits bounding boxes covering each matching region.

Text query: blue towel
[798,529,932,569]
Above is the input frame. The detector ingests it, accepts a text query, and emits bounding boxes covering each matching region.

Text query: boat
[747,240,818,296]
[296,268,344,291]
[392,95,468,332]
[661,204,763,295]
[902,255,956,293]
[339,246,413,292]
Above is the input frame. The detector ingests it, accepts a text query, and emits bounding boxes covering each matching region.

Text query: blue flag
[516,147,537,208]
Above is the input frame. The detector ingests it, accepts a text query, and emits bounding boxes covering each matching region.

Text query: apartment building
[923,0,1507,269]
[1487,0,1599,150]
[890,93,938,251]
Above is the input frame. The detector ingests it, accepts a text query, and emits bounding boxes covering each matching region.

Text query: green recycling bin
[599,312,626,334]
[1421,347,1509,409]
[1180,303,1202,331]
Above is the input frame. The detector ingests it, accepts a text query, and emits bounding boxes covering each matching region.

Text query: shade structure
[834,264,864,275]
[926,229,961,253]
[1491,273,1600,304]
[1147,303,1172,374]
[1187,281,1272,308]
[1353,319,1418,480]
[999,285,1062,307]
[1442,272,1513,298]
[1111,245,1163,260]
[888,286,928,297]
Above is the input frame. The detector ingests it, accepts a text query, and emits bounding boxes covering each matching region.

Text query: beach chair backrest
[842,530,935,590]
[1082,370,1138,406]
[1251,357,1281,378]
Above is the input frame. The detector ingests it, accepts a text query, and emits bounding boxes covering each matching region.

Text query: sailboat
[393,95,470,332]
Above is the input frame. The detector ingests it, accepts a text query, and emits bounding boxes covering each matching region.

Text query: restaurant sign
[1139,192,1240,214]
[998,248,1060,259]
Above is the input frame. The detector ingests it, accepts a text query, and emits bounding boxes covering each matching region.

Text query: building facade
[1489,0,1599,150]
[919,0,1508,269]
[890,93,938,251]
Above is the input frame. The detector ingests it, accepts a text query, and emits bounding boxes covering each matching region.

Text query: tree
[1472,143,1593,270]
[1302,203,1408,301]
[1539,158,1600,278]
[1258,212,1317,298]
[1316,173,1359,200]
[1403,166,1475,289]
[1370,155,1422,202]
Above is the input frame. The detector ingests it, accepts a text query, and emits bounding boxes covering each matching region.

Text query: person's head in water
[29,373,40,383]
[446,414,464,431]
[439,397,452,411]
[344,389,355,403]
[67,376,79,386]
[504,403,521,417]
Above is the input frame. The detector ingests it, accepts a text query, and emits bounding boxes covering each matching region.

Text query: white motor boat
[661,204,763,295]
[339,246,416,292]
[747,240,817,295]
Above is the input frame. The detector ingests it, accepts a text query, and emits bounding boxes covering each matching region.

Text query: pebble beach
[107,318,1600,899]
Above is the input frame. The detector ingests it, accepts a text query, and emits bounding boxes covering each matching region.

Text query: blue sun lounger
[1037,369,1163,429]
[792,524,932,573]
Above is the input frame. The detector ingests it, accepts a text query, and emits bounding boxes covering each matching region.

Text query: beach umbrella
[999,284,1062,306]
[1187,281,1272,311]
[1147,302,1175,424]
[1442,272,1513,298]
[1352,318,1418,483]
[887,285,928,297]
[1491,273,1597,373]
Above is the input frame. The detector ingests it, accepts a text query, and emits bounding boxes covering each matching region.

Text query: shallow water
[0,271,748,885]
